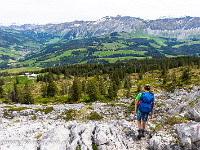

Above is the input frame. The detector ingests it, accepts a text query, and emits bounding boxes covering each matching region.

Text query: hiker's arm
[150,105,154,119]
[135,100,138,114]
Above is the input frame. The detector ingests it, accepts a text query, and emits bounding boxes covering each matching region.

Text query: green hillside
[1,29,200,70]
[17,32,200,68]
[0,29,41,69]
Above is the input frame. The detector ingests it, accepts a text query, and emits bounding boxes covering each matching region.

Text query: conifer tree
[99,77,106,95]
[60,80,68,96]
[82,80,86,94]
[47,78,58,97]
[124,76,131,98]
[137,84,141,93]
[0,85,3,98]
[11,83,20,103]
[41,83,47,98]
[108,82,114,100]
[108,81,118,100]
[179,67,191,84]
[112,81,118,98]
[138,71,143,80]
[126,88,131,98]
[87,77,100,101]
[124,76,131,89]
[16,76,20,84]
[36,75,40,82]
[161,65,167,77]
[22,82,34,104]
[111,72,120,86]
[0,78,5,86]
[170,71,177,91]
[71,77,81,101]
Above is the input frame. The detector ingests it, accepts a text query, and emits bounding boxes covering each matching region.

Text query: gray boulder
[188,102,200,122]
[149,131,181,150]
[174,122,200,150]
[39,126,70,150]
[94,123,127,150]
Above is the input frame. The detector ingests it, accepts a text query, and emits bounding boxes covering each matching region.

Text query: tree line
[38,56,200,77]
[0,56,199,104]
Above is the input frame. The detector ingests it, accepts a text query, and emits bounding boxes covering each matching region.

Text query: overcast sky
[0,0,200,25]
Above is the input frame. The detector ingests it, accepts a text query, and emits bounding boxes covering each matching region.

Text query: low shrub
[8,107,29,111]
[88,112,103,120]
[165,116,189,126]
[92,143,98,150]
[32,114,37,120]
[60,109,77,121]
[3,110,13,119]
[34,107,53,114]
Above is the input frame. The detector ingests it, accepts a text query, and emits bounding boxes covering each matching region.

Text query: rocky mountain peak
[1,15,200,40]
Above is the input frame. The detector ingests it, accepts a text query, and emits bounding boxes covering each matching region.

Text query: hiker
[135,84,154,138]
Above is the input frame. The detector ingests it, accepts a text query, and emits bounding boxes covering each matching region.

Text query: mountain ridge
[1,15,200,41]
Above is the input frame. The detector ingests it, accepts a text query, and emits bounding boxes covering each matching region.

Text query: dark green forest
[0,56,200,105]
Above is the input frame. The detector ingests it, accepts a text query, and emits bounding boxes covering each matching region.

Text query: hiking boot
[137,129,143,139]
[141,129,145,137]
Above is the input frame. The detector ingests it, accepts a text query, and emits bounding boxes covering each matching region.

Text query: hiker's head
[144,84,151,91]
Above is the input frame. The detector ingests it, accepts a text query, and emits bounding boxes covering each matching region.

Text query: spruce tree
[112,81,118,97]
[82,80,87,94]
[60,80,68,96]
[126,88,131,98]
[0,85,3,98]
[108,82,114,100]
[124,76,131,98]
[170,71,177,92]
[99,77,106,95]
[16,76,20,84]
[11,83,20,103]
[179,67,191,84]
[47,78,58,97]
[87,77,100,101]
[124,76,131,89]
[138,72,143,80]
[108,81,118,100]
[41,83,47,98]
[111,72,120,86]
[162,74,167,85]
[22,82,34,104]
[71,77,81,101]
[0,78,5,86]
[137,84,141,93]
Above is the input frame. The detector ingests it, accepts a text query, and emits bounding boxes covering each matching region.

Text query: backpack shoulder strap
[140,92,145,102]
[149,92,154,100]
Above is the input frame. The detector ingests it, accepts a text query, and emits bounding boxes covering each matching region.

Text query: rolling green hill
[16,32,200,68]
[0,29,41,69]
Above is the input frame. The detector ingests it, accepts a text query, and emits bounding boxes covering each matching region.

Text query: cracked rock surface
[0,119,152,150]
[0,86,200,150]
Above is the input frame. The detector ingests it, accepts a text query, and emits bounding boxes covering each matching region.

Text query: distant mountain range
[2,15,200,40]
[0,15,200,69]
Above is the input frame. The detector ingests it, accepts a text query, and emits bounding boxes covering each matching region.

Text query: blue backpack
[138,92,154,114]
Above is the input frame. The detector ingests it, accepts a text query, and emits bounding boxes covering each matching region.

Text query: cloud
[0,0,199,25]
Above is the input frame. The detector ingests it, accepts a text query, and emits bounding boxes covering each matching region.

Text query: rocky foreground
[0,87,200,150]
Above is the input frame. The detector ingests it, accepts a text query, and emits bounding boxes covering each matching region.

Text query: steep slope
[0,29,41,68]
